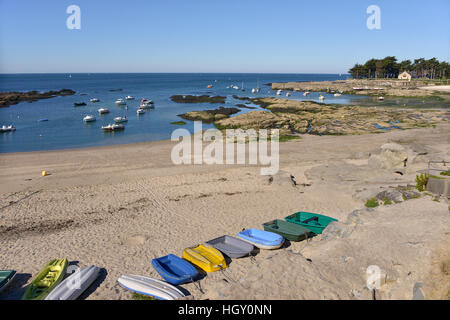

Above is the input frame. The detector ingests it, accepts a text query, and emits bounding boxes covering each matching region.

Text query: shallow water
[0,73,446,153]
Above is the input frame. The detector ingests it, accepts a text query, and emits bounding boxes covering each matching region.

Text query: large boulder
[368,143,408,170]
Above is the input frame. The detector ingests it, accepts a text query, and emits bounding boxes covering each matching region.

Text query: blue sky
[0,0,449,73]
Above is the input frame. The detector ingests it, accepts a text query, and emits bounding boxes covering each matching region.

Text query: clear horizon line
[0,72,350,75]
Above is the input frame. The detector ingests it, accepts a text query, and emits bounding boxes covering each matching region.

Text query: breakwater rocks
[0,89,76,108]
[213,97,449,135]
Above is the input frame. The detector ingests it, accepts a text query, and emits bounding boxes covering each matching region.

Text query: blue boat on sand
[152,254,199,285]
[237,229,284,250]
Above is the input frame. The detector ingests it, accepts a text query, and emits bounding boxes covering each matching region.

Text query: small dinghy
[117,274,185,300]
[262,219,312,242]
[284,212,337,235]
[137,108,145,115]
[152,254,198,285]
[74,102,87,106]
[237,229,284,250]
[205,235,254,258]
[125,96,134,100]
[22,258,68,300]
[182,244,227,272]
[90,98,100,103]
[115,98,126,105]
[45,265,100,300]
[0,270,16,293]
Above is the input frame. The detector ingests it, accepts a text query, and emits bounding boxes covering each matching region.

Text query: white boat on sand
[117,274,185,300]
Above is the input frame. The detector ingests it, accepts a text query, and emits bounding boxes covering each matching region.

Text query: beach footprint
[120,234,148,246]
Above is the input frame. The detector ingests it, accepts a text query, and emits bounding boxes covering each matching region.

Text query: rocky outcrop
[0,89,76,108]
[213,98,449,136]
[170,95,226,104]
[177,107,240,123]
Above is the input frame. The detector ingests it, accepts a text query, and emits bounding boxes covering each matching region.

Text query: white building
[398,71,412,81]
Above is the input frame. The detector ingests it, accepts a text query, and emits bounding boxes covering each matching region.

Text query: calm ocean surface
[0,73,357,153]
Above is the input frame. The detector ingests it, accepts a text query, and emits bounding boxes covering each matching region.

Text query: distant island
[0,89,76,108]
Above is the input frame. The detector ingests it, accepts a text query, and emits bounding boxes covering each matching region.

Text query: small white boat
[139,99,154,109]
[125,96,134,100]
[378,96,385,101]
[90,98,100,103]
[137,109,145,115]
[98,108,110,114]
[102,123,125,131]
[319,95,325,101]
[115,98,126,105]
[303,91,310,96]
[0,125,16,133]
[251,88,256,93]
[334,93,342,97]
[83,115,96,122]
[114,116,128,123]
[117,275,185,300]
[45,266,101,300]
[286,92,291,97]
[276,90,282,95]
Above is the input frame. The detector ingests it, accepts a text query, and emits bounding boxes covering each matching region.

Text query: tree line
[348,56,450,79]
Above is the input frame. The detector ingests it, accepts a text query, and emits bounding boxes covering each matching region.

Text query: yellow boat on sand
[22,258,68,300]
[182,244,227,272]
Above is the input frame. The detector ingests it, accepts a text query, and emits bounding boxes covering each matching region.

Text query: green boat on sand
[284,212,338,235]
[262,219,313,242]
[22,258,68,300]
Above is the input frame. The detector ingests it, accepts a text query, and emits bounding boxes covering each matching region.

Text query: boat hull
[284,212,338,235]
[182,244,227,272]
[22,258,68,300]
[237,229,284,250]
[0,270,16,293]
[45,265,100,300]
[117,274,184,300]
[205,235,254,258]
[262,219,312,242]
[152,254,198,285]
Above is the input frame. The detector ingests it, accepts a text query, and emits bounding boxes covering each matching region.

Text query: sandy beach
[0,122,449,300]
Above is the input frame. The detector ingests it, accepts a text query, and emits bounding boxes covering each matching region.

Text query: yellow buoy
[41,171,47,177]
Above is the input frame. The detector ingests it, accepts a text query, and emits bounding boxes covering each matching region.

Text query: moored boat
[139,98,154,109]
[90,98,100,103]
[137,108,145,115]
[114,116,128,123]
[83,115,96,122]
[98,108,110,114]
[125,96,134,100]
[0,125,16,133]
[101,123,125,131]
[115,98,126,105]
